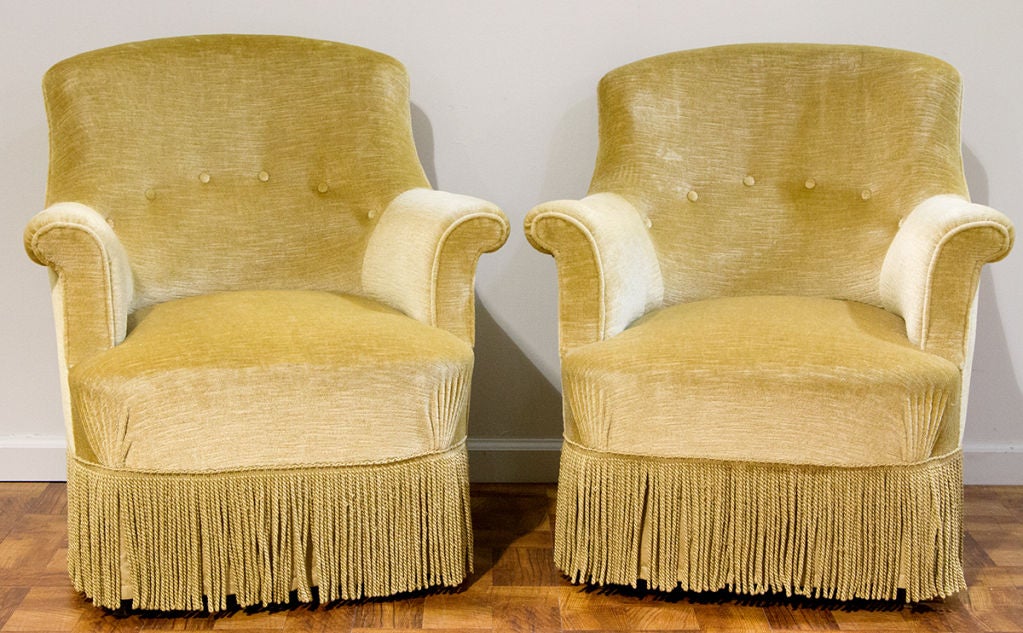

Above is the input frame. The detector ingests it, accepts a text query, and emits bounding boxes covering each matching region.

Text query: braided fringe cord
[555,442,964,602]
[66,447,473,611]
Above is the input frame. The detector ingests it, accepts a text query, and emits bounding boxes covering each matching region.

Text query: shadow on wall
[538,96,599,203]
[961,144,1023,461]
[411,103,437,187]
[469,295,563,441]
[411,102,564,481]
[473,93,600,388]
[969,268,1023,440]
[466,95,602,446]
[468,295,563,482]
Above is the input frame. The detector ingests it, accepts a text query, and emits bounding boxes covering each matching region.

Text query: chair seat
[70,290,474,471]
[562,295,961,466]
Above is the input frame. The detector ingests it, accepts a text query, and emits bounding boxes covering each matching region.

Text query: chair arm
[361,188,509,344]
[24,202,134,367]
[880,194,1014,366]
[524,192,663,355]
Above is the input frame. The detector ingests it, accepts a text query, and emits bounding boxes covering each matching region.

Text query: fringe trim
[555,442,965,602]
[67,447,473,611]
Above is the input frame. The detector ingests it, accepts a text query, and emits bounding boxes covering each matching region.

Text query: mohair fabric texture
[525,43,1014,601]
[24,35,508,610]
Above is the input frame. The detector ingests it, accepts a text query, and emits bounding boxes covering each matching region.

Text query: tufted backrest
[44,35,429,309]
[590,44,968,307]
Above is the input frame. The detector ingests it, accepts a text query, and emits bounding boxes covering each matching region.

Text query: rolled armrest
[525,192,663,355]
[361,188,509,344]
[24,202,134,366]
[880,194,1014,366]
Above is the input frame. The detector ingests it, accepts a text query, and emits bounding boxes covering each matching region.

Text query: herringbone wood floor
[0,482,1021,632]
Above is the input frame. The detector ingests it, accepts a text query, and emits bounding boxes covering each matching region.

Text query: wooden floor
[0,482,1021,632]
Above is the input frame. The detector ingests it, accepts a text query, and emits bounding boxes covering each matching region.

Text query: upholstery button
[644,217,652,228]
[105,217,115,227]
[258,171,270,182]
[317,182,329,193]
[144,189,156,200]
[368,209,377,220]
[686,190,699,202]
[743,175,755,186]
[860,188,872,200]
[199,172,211,184]
[804,178,816,190]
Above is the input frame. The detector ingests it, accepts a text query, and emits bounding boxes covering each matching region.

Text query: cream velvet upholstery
[24,35,508,611]
[525,44,1014,602]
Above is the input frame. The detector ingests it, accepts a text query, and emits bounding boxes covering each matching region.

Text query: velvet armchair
[24,35,508,610]
[525,44,1014,601]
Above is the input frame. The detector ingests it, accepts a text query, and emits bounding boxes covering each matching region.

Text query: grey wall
[2,0,1020,482]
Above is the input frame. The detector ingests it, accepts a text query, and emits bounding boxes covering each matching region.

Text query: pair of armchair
[25,36,1013,610]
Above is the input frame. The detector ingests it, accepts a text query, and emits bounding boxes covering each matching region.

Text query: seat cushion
[562,296,961,466]
[69,290,474,471]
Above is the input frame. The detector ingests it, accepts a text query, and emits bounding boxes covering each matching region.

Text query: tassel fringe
[67,447,473,611]
[555,441,964,602]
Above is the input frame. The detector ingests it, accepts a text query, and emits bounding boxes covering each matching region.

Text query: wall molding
[466,437,563,482]
[0,435,67,482]
[962,443,1023,486]
[1,435,1018,485]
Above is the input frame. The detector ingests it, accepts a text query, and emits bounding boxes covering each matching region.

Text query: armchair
[526,44,1013,601]
[25,35,508,610]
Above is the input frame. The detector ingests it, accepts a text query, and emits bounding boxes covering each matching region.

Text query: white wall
[1,0,1020,483]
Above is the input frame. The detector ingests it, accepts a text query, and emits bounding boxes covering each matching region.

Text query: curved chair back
[44,35,429,308]
[591,43,968,306]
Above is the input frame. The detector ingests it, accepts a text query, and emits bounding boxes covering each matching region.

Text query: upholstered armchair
[525,44,1014,601]
[24,35,508,611]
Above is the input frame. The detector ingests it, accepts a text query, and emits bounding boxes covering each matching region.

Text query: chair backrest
[590,43,968,307]
[44,35,429,309]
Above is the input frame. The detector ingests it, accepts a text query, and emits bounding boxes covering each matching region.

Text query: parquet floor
[0,482,1021,632]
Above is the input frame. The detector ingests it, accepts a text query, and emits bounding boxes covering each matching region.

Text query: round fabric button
[258,171,270,182]
[861,189,872,200]
[686,190,699,202]
[199,172,211,184]
[144,189,156,200]
[743,175,755,186]
[804,178,816,190]
[317,182,329,193]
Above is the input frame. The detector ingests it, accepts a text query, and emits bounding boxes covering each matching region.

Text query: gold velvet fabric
[590,44,968,308]
[42,35,428,309]
[70,290,473,471]
[25,35,508,610]
[564,296,961,465]
[525,44,1015,601]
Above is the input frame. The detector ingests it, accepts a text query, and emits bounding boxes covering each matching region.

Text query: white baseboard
[467,437,562,482]
[962,443,1023,485]
[1,435,1018,485]
[0,435,67,481]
